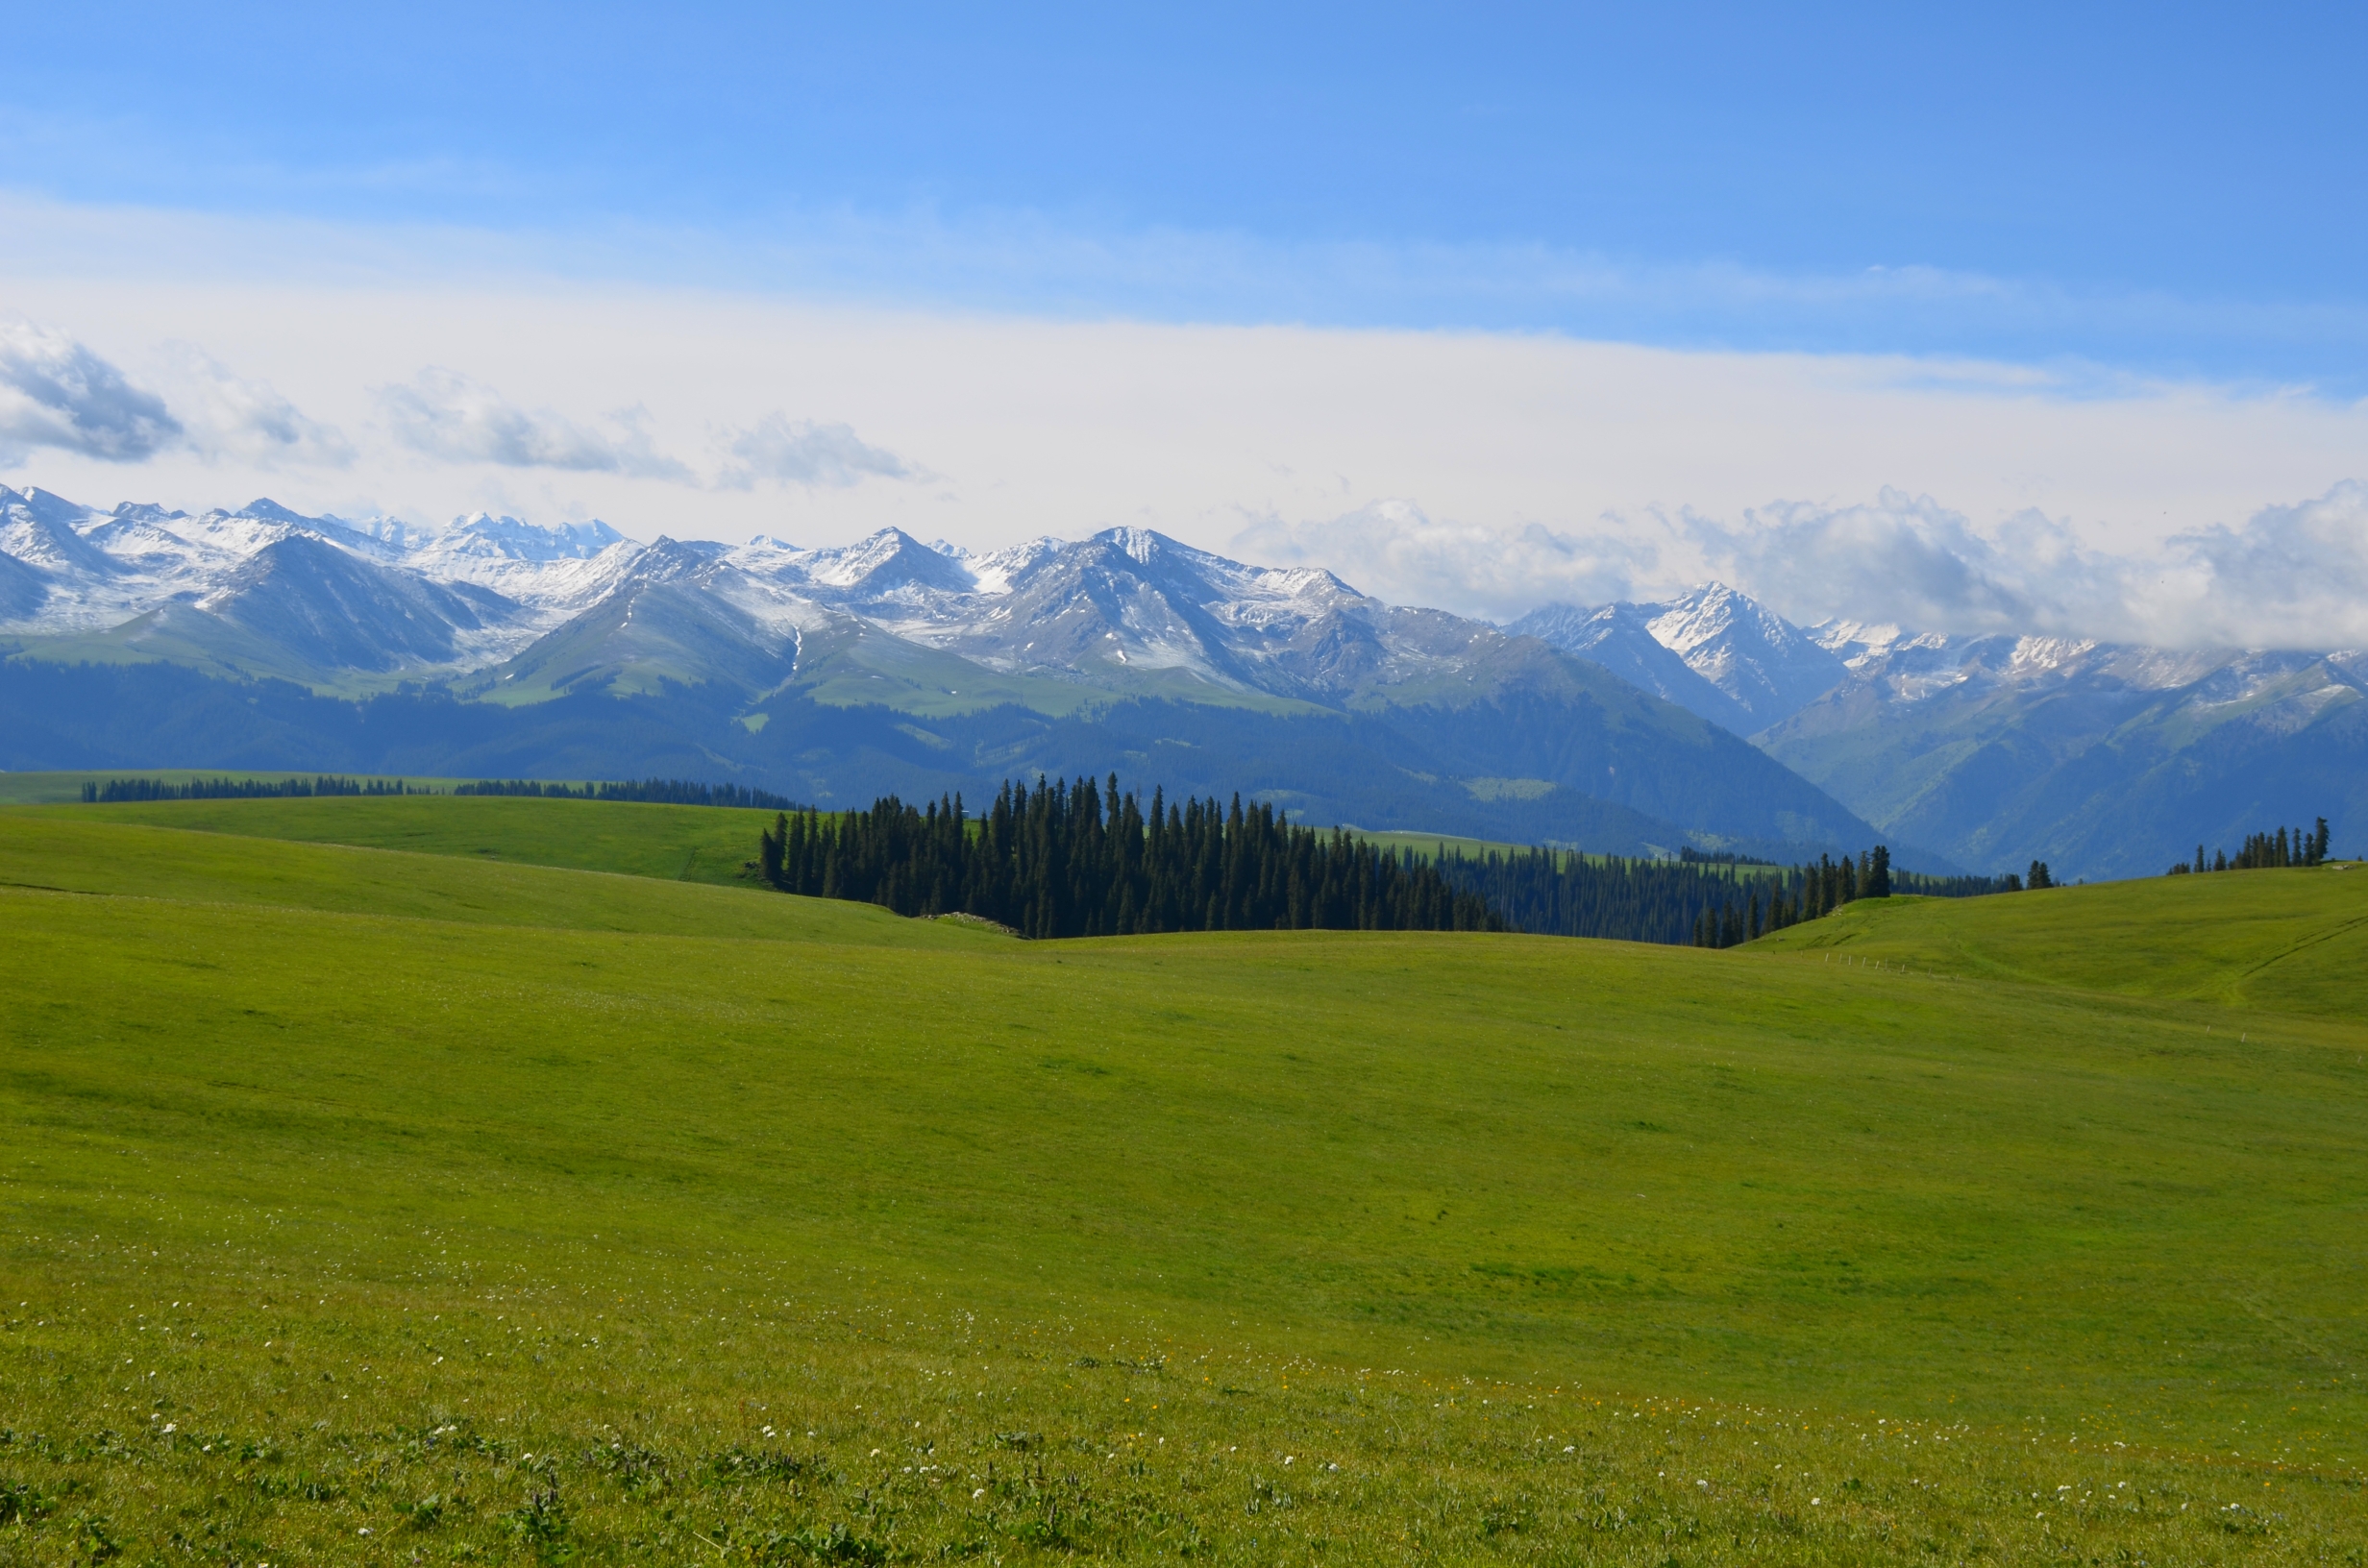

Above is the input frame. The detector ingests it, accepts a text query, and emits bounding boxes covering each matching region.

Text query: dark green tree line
[82,774,423,802]
[455,777,804,809]
[2166,817,2331,874]
[758,775,1501,939]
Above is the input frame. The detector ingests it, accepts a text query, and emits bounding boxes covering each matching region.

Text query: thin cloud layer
[378,368,693,481]
[0,320,181,463]
[1674,483,2368,650]
[165,347,354,468]
[1682,489,2128,637]
[1238,483,2368,651]
[1232,499,1655,622]
[716,413,916,489]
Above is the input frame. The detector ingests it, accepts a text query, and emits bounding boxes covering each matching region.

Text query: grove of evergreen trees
[1430,844,1963,948]
[2167,818,2331,875]
[83,773,805,809]
[758,775,1501,939]
[757,776,2013,946]
[1672,845,2001,948]
[81,774,425,802]
[455,777,805,810]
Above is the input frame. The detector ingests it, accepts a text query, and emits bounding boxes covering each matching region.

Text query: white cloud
[715,412,916,489]
[377,368,693,480]
[0,319,181,463]
[1662,482,2368,650]
[1232,499,1657,621]
[1680,489,2119,635]
[5,260,2366,651]
[2160,481,2368,649]
[164,345,354,467]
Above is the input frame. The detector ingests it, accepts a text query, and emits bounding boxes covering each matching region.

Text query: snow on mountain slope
[1759,633,2368,878]
[1644,583,1844,727]
[1504,600,1752,731]
[1509,583,1843,733]
[190,533,530,673]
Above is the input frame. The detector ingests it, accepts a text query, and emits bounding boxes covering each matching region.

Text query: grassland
[2,800,2364,1563]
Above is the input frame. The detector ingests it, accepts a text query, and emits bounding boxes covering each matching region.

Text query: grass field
[3,799,2363,1563]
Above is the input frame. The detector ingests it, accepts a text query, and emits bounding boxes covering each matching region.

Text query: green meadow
[2,798,2362,1563]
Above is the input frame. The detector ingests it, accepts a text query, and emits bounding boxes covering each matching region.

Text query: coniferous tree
[760,787,2003,946]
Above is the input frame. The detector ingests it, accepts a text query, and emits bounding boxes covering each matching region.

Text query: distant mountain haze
[3,484,2353,878]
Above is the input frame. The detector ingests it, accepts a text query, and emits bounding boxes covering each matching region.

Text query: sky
[3,2,2365,644]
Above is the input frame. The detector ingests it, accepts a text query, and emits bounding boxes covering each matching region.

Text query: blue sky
[4,4,2367,644]
[9,2,2365,382]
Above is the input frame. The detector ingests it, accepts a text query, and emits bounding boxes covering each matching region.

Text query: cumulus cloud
[0,320,181,463]
[378,368,692,480]
[1679,488,2138,637]
[165,346,354,468]
[1240,482,2368,651]
[1670,481,2368,649]
[1231,498,1656,620]
[715,412,916,489]
[2162,481,2368,649]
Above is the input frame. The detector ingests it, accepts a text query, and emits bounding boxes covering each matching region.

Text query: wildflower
[973,1487,986,1500]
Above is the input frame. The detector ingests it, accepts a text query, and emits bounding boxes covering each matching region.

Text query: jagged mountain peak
[1508,583,1841,735]
[431,511,628,562]
[13,486,107,527]
[799,527,977,594]
[1805,617,1914,668]
[626,536,731,582]
[1645,582,1806,654]
[233,498,333,527]
[108,501,192,526]
[0,487,124,581]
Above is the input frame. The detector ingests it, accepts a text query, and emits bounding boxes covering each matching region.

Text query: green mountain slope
[1761,643,2368,879]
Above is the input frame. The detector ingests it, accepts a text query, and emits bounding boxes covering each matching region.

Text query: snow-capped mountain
[1507,583,1844,734]
[0,485,1509,701]
[0,484,1902,863]
[5,482,2356,880]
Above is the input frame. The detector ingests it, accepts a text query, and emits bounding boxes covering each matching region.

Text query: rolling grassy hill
[1756,869,2368,1021]
[42,792,781,889]
[2,800,2362,1562]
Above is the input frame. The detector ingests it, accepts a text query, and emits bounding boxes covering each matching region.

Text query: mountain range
[3,483,2356,878]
